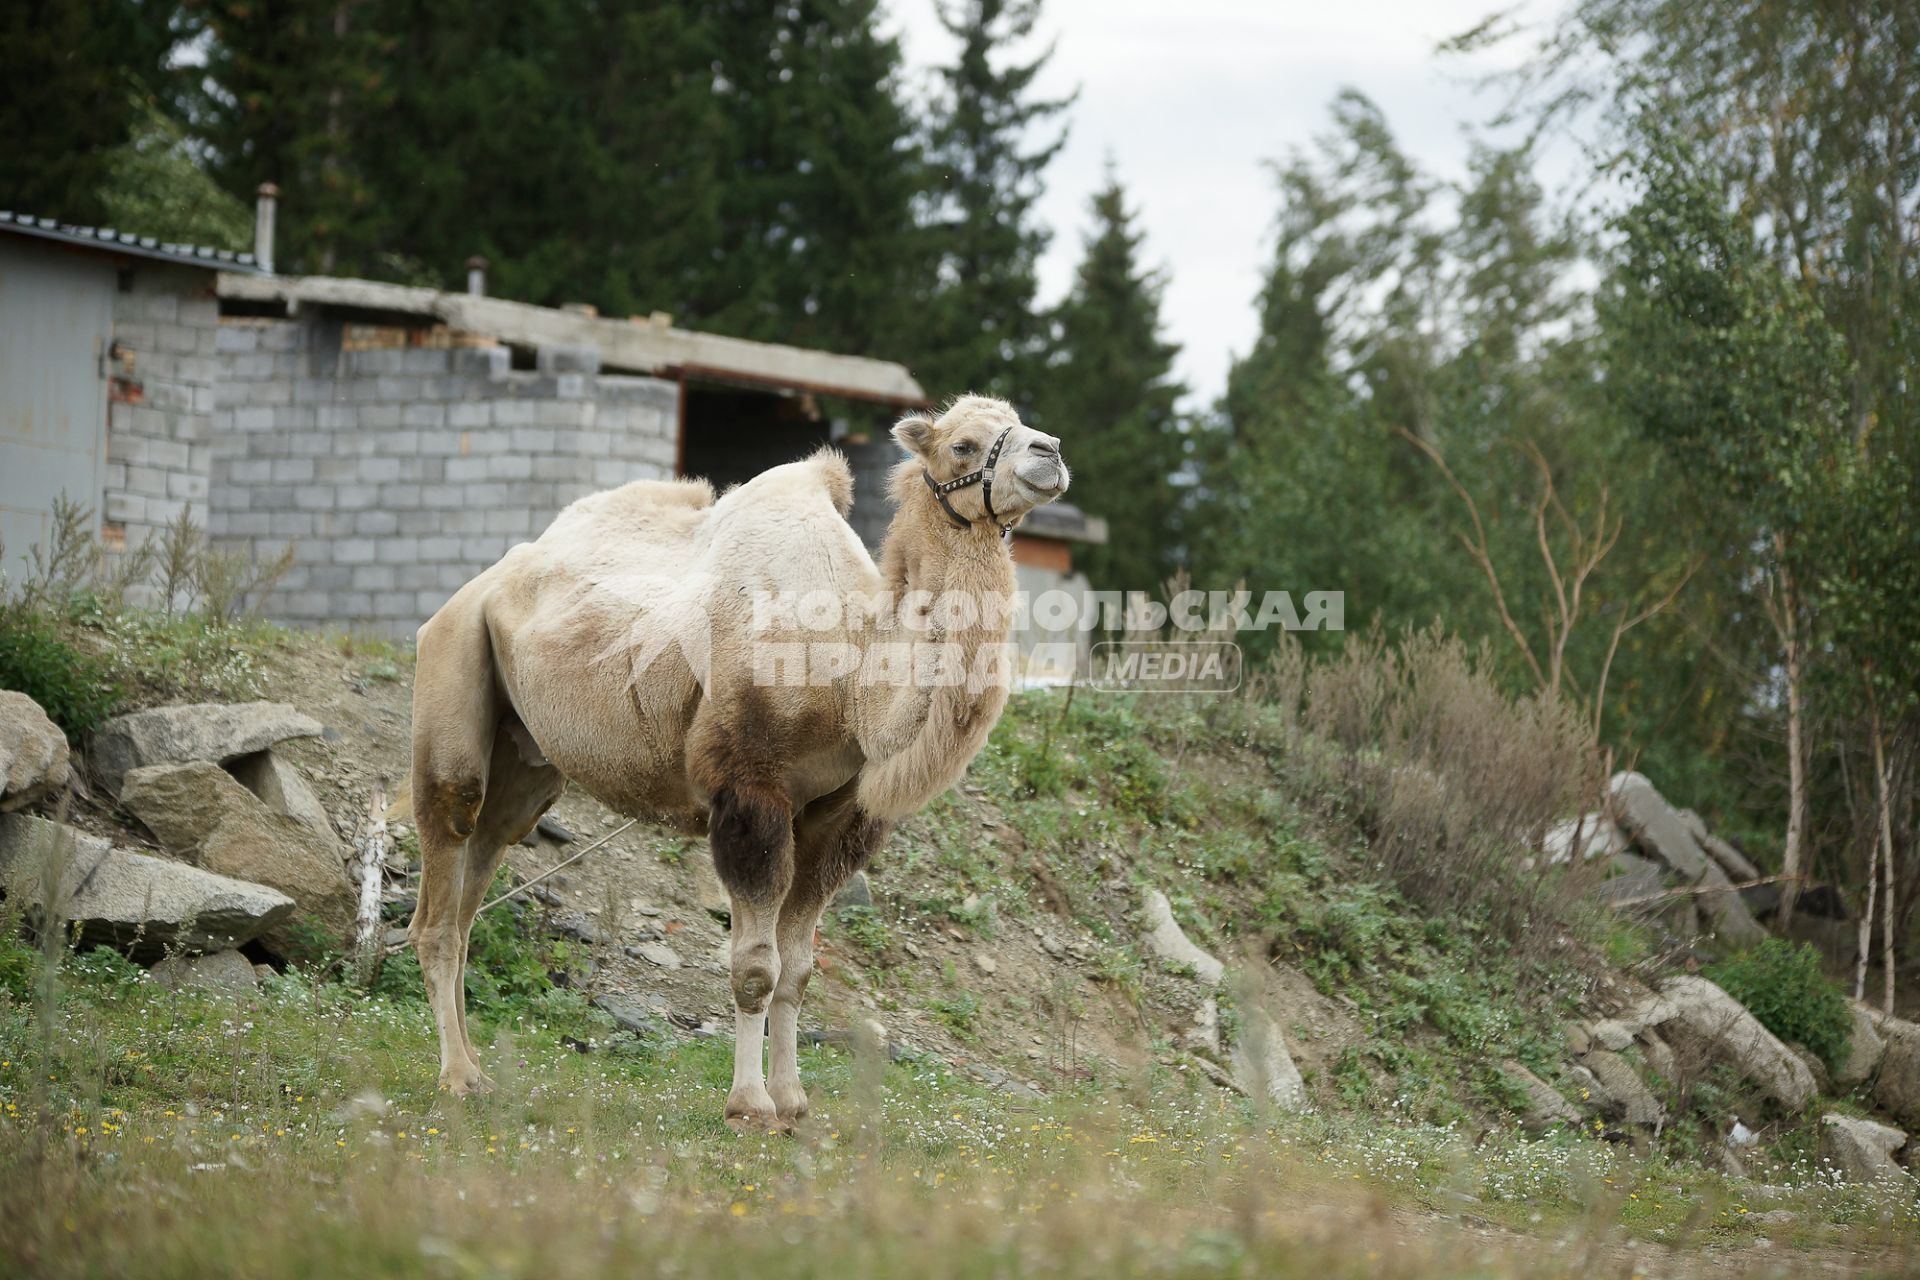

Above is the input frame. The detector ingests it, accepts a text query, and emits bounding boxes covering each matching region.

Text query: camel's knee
[421,771,486,840]
[772,959,811,1005]
[732,943,778,1013]
[709,787,793,905]
[411,919,466,974]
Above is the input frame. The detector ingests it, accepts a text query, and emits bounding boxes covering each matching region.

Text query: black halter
[922,424,1016,539]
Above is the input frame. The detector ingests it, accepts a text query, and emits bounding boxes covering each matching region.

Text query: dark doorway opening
[677,382,830,492]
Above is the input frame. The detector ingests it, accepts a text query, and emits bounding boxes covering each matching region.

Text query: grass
[2,932,1917,1279]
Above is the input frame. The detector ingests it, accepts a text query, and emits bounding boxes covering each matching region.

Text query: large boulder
[119,761,353,954]
[1581,1048,1667,1125]
[1139,887,1224,985]
[1230,1004,1306,1109]
[90,702,323,796]
[1502,1060,1579,1133]
[148,948,260,994]
[1612,773,1711,879]
[1820,1114,1910,1185]
[0,813,293,958]
[1835,1003,1888,1089]
[225,749,335,840]
[1608,773,1767,949]
[0,692,72,811]
[1543,814,1627,864]
[1873,1016,1920,1128]
[1636,975,1816,1111]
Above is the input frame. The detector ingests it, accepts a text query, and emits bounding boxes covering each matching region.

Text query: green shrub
[0,607,123,741]
[1708,938,1852,1072]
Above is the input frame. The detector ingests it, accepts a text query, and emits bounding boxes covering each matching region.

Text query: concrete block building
[1,210,1106,656]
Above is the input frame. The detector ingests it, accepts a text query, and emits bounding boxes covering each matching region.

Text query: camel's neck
[875,464,1017,615]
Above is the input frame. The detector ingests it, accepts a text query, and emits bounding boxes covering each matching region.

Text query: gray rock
[1185,997,1221,1055]
[149,948,260,994]
[1820,1113,1910,1185]
[631,941,681,969]
[1612,773,1712,879]
[225,749,335,840]
[1873,1016,1920,1128]
[1139,887,1224,985]
[832,870,874,911]
[1608,774,1767,947]
[0,813,293,958]
[1590,1019,1638,1052]
[1230,1005,1306,1109]
[537,814,577,843]
[1640,975,1817,1111]
[1543,814,1627,863]
[91,702,323,796]
[1582,1049,1667,1125]
[119,761,354,955]
[1502,1060,1579,1133]
[591,994,663,1037]
[1789,1043,1832,1096]
[0,692,72,811]
[1700,832,1761,882]
[1835,1003,1887,1088]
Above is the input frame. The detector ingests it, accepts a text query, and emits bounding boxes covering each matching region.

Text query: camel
[406,394,1069,1128]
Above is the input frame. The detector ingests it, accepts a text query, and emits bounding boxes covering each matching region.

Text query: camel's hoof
[725,1111,793,1136]
[771,1086,811,1123]
[725,1085,786,1135]
[440,1066,494,1098]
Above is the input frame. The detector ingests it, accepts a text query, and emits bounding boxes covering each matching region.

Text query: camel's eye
[952,441,976,458]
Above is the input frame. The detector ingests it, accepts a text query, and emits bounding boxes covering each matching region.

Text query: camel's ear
[891,413,937,459]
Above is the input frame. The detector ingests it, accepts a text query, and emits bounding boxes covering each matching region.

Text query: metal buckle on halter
[922,425,1016,537]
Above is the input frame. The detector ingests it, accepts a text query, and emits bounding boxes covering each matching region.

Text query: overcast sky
[887,0,1559,408]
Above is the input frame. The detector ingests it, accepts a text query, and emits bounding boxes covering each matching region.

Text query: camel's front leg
[767,903,823,1121]
[709,786,795,1132]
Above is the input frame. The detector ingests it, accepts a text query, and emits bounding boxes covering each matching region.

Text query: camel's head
[892,395,1069,528]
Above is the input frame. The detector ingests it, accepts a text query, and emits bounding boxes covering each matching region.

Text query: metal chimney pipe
[466,255,489,297]
[254,182,279,273]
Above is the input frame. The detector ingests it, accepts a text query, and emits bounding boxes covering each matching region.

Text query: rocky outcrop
[0,813,293,958]
[1139,887,1224,985]
[90,701,323,796]
[149,948,261,994]
[1835,1004,1888,1089]
[119,760,353,953]
[1872,1017,1920,1128]
[1230,1004,1305,1109]
[0,692,72,811]
[1820,1114,1910,1184]
[226,749,335,840]
[1635,976,1816,1111]
[1608,773,1767,949]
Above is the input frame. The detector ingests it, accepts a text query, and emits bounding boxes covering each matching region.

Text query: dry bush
[1253,626,1604,948]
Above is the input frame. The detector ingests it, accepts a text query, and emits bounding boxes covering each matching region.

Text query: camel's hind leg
[768,784,891,1122]
[409,596,503,1096]
[451,728,565,1069]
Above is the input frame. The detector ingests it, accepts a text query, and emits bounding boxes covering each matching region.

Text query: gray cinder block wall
[103,266,221,547]
[207,318,677,636]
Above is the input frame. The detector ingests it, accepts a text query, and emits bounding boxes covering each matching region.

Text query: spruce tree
[194,0,389,274]
[692,0,930,358]
[915,0,1072,405]
[0,0,181,225]
[1038,172,1186,595]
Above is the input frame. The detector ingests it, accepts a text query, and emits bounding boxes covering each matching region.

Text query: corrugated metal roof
[0,211,262,272]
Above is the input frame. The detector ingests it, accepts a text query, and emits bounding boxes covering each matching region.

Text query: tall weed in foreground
[1250,627,1603,956]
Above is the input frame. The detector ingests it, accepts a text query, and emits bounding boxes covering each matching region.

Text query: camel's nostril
[1030,437,1059,457]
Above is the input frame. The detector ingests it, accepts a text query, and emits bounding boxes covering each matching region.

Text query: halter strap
[921,425,1016,539]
